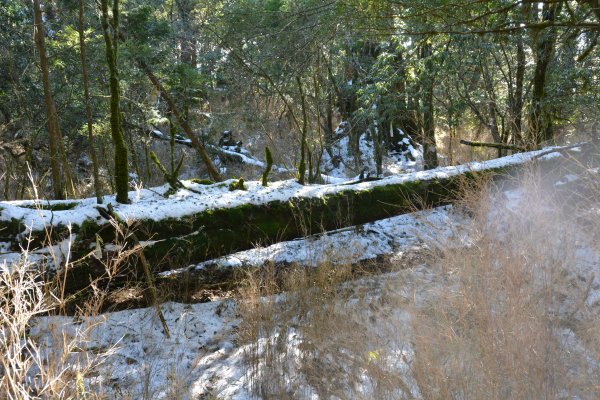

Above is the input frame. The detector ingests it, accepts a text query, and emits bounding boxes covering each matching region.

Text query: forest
[0,0,598,201]
[1,0,600,399]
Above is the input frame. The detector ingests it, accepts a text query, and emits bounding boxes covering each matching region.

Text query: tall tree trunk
[528,1,563,147]
[510,34,525,146]
[481,60,503,157]
[391,49,420,147]
[176,0,197,67]
[78,0,103,204]
[296,76,307,184]
[33,0,63,199]
[175,0,198,119]
[100,0,129,204]
[421,42,438,170]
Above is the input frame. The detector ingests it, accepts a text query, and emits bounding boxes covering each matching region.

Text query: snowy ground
[6,143,599,399]
[26,171,600,398]
[29,204,461,400]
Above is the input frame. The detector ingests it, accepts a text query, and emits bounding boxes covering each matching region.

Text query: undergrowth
[237,164,600,399]
[2,159,600,399]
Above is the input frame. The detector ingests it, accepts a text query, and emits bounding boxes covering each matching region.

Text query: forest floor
[2,144,600,399]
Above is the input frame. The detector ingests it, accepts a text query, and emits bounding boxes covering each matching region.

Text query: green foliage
[1,0,600,201]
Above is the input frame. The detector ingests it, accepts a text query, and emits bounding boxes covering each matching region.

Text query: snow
[181,205,464,273]
[0,145,560,237]
[21,157,600,399]
[209,145,289,173]
[29,300,252,399]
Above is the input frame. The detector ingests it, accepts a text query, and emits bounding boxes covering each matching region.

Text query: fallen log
[460,139,527,152]
[0,143,597,295]
[148,126,289,173]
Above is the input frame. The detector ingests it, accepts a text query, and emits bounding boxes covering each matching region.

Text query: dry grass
[238,164,600,399]
[410,168,600,399]
[0,194,138,399]
[3,155,600,399]
[0,245,106,399]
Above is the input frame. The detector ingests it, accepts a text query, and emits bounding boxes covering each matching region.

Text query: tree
[420,39,439,169]
[32,0,75,199]
[78,0,103,204]
[525,0,564,146]
[100,0,129,203]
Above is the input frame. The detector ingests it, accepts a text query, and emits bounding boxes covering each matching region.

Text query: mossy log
[459,139,527,152]
[0,144,597,295]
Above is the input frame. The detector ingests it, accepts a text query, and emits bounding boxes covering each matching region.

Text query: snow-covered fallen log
[0,143,596,295]
[149,128,289,173]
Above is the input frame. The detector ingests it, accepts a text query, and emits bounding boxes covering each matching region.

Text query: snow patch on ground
[30,300,251,399]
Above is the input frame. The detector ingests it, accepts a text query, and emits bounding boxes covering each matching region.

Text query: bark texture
[100,0,129,204]
[78,0,103,204]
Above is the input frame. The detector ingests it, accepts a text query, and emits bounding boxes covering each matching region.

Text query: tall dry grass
[238,164,600,399]
[410,166,600,399]
[0,199,131,399]
[0,243,105,399]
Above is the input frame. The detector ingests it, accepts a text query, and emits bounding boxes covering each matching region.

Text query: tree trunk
[176,0,197,67]
[459,140,526,152]
[391,50,419,144]
[421,42,438,170]
[137,60,223,181]
[175,0,198,119]
[100,0,129,204]
[78,0,103,204]
[510,34,525,146]
[296,76,308,184]
[528,1,563,147]
[33,0,64,200]
[481,60,504,156]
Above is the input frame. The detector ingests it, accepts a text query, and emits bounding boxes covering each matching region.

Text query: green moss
[228,178,247,191]
[262,147,273,187]
[190,178,214,185]
[77,219,105,239]
[20,202,79,211]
